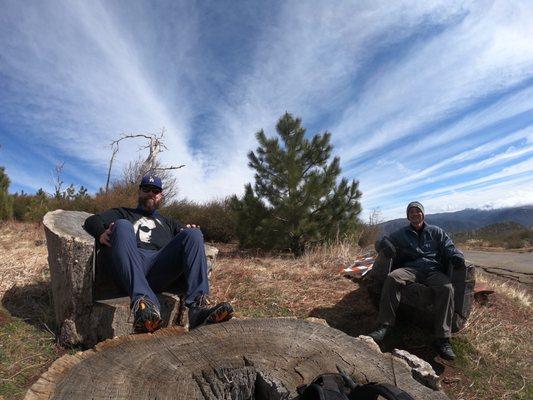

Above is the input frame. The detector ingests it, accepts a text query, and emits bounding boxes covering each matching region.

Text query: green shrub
[0,167,13,220]
[24,189,50,222]
[12,193,32,221]
[163,198,237,243]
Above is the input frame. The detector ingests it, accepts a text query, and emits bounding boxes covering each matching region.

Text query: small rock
[205,244,219,260]
[393,348,441,390]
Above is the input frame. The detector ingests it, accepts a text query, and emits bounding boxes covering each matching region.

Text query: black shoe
[368,324,390,342]
[433,338,456,360]
[132,297,162,334]
[188,295,234,330]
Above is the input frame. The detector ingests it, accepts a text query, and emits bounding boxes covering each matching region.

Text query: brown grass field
[0,221,531,399]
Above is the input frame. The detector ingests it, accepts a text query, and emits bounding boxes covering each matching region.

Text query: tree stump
[43,210,95,346]
[43,209,218,347]
[26,319,448,400]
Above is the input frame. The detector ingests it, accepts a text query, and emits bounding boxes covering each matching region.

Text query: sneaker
[188,295,234,330]
[368,324,390,342]
[132,297,162,334]
[433,338,456,360]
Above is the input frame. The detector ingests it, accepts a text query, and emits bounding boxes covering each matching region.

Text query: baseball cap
[139,175,163,190]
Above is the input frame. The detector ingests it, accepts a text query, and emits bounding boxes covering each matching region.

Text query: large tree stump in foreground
[43,209,218,347]
[26,319,448,400]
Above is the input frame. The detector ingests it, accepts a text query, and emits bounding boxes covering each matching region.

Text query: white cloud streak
[0,0,531,219]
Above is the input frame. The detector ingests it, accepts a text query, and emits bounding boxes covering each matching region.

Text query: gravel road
[464,250,533,284]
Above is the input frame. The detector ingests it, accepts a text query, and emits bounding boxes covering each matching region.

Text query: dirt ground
[1,221,532,399]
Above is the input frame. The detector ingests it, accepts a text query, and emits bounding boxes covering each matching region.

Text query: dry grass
[209,242,367,322]
[451,269,532,399]
[0,221,63,400]
[0,221,48,297]
[0,222,531,399]
[475,269,531,307]
[449,290,532,399]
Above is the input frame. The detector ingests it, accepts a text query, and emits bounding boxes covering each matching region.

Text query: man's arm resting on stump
[83,209,125,246]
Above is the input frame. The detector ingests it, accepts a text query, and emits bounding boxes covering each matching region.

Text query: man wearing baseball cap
[83,174,233,334]
[369,201,465,360]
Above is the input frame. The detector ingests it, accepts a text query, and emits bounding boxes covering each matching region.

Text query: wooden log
[43,210,218,347]
[43,210,95,346]
[25,319,449,400]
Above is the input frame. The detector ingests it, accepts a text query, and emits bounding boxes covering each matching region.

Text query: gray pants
[378,267,454,338]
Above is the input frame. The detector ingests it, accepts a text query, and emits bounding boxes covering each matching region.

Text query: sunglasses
[141,186,162,195]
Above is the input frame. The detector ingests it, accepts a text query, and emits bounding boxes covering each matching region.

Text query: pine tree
[230,184,275,249]
[0,167,13,220]
[235,112,362,254]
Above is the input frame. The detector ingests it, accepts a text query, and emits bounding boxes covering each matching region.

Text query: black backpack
[297,373,415,400]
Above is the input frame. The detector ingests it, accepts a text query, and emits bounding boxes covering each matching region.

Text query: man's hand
[375,237,396,259]
[181,223,200,230]
[99,222,115,247]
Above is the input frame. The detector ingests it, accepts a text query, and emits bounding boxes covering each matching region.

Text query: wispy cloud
[0,0,531,219]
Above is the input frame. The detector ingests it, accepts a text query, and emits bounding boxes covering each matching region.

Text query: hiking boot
[433,338,456,360]
[188,295,234,330]
[132,297,162,334]
[368,324,390,342]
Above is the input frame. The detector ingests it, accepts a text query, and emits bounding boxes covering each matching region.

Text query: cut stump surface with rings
[26,318,449,399]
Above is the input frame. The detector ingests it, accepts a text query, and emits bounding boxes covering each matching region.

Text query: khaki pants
[378,267,454,338]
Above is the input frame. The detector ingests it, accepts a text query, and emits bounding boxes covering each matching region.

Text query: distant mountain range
[379,205,533,236]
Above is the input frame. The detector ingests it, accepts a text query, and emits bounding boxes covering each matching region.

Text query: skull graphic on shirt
[133,217,157,243]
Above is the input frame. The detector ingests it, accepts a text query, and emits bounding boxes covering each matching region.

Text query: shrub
[163,198,237,243]
[0,167,13,220]
[24,189,50,222]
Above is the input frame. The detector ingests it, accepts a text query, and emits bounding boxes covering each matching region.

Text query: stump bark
[43,210,95,346]
[26,319,448,400]
[43,209,218,347]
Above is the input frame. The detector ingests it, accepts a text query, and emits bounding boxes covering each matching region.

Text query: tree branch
[153,165,186,170]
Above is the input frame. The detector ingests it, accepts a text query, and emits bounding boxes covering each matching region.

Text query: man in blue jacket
[83,174,233,334]
[369,201,464,360]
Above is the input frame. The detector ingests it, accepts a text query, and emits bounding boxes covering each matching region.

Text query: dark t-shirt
[83,207,184,251]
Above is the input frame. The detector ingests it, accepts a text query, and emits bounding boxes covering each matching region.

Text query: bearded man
[369,201,465,360]
[83,175,233,333]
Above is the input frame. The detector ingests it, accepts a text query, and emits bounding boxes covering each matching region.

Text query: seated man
[83,174,233,333]
[369,201,464,360]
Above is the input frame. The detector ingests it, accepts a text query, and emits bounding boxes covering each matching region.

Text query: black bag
[297,372,415,400]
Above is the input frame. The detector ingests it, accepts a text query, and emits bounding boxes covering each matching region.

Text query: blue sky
[1,0,532,220]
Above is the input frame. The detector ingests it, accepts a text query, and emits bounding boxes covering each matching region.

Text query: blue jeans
[108,219,210,310]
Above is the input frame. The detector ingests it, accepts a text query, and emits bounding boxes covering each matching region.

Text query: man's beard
[139,197,161,212]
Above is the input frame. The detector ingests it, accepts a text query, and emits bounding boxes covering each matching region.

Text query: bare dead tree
[358,208,383,248]
[105,128,185,194]
[53,162,65,199]
[113,157,179,203]
[105,145,119,193]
